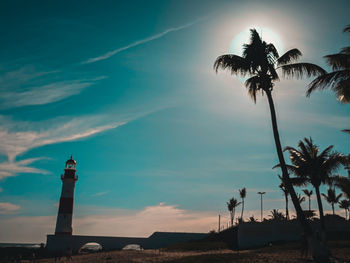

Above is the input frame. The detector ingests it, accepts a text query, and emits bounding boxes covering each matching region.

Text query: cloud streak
[0,66,106,109]
[0,202,20,215]
[82,18,206,64]
[0,114,127,180]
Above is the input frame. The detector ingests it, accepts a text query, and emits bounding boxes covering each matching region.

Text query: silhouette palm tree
[269,209,285,221]
[307,25,350,103]
[338,199,350,220]
[322,188,342,215]
[239,187,246,221]
[227,197,241,227]
[278,175,289,220]
[283,137,347,230]
[303,189,313,211]
[297,193,306,205]
[214,29,325,242]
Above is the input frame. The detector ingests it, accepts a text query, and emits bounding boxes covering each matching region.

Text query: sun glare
[229,26,284,56]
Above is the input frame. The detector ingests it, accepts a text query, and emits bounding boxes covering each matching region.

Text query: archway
[122,244,143,250]
[79,242,103,253]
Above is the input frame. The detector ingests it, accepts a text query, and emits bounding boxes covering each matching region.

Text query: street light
[257,192,266,222]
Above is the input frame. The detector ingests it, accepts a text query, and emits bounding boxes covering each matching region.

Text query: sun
[229,26,284,56]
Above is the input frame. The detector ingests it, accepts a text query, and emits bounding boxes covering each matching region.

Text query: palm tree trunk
[265,90,311,232]
[241,199,244,221]
[346,209,348,220]
[233,208,235,226]
[332,203,334,215]
[265,90,329,262]
[285,193,289,220]
[309,197,311,211]
[231,211,233,227]
[315,186,325,230]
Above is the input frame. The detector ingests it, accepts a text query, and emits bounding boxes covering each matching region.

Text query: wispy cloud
[82,17,206,64]
[0,202,20,215]
[0,158,50,180]
[0,80,93,108]
[92,191,110,197]
[0,115,126,180]
[0,66,106,108]
[0,105,169,180]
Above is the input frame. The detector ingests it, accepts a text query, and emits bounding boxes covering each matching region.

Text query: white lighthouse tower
[54,156,78,235]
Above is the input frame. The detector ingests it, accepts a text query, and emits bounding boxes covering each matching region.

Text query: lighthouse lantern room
[54,156,78,235]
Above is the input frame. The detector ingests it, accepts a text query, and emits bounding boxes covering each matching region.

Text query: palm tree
[322,188,342,215]
[338,199,350,220]
[297,193,306,205]
[269,209,285,221]
[307,25,350,103]
[214,29,325,244]
[278,176,289,220]
[239,187,247,221]
[227,197,241,227]
[303,189,313,211]
[283,137,347,231]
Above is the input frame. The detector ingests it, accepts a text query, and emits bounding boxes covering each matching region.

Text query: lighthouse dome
[65,155,76,169]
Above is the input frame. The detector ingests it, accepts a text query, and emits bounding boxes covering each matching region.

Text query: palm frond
[306,71,343,96]
[341,46,350,54]
[245,76,260,103]
[266,43,279,61]
[324,53,350,70]
[277,49,302,66]
[343,25,350,33]
[280,63,326,79]
[213,55,250,75]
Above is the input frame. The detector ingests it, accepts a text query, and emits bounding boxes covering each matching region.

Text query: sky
[0,0,350,243]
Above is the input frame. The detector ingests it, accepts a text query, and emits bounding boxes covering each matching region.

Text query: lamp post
[257,192,266,222]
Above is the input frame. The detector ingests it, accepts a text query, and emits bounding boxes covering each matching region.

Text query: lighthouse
[54,156,78,235]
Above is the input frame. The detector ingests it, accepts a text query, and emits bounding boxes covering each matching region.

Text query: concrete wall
[46,232,207,252]
[237,219,350,249]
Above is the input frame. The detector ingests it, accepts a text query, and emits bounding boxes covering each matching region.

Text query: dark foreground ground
[2,240,348,263]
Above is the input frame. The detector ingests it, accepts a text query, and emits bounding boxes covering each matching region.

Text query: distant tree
[269,209,285,221]
[227,197,241,227]
[303,210,316,220]
[307,25,350,103]
[278,175,289,220]
[239,187,247,221]
[338,199,350,220]
[297,193,306,205]
[249,216,257,222]
[283,137,347,231]
[322,188,342,215]
[303,189,313,211]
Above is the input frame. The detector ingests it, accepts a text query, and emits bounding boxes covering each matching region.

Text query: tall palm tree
[303,189,313,211]
[239,187,247,221]
[278,175,289,220]
[283,137,347,230]
[214,29,325,244]
[322,188,342,215]
[307,25,350,103]
[227,197,241,227]
[338,199,350,220]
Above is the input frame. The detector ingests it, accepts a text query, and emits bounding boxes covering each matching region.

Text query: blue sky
[0,0,350,242]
